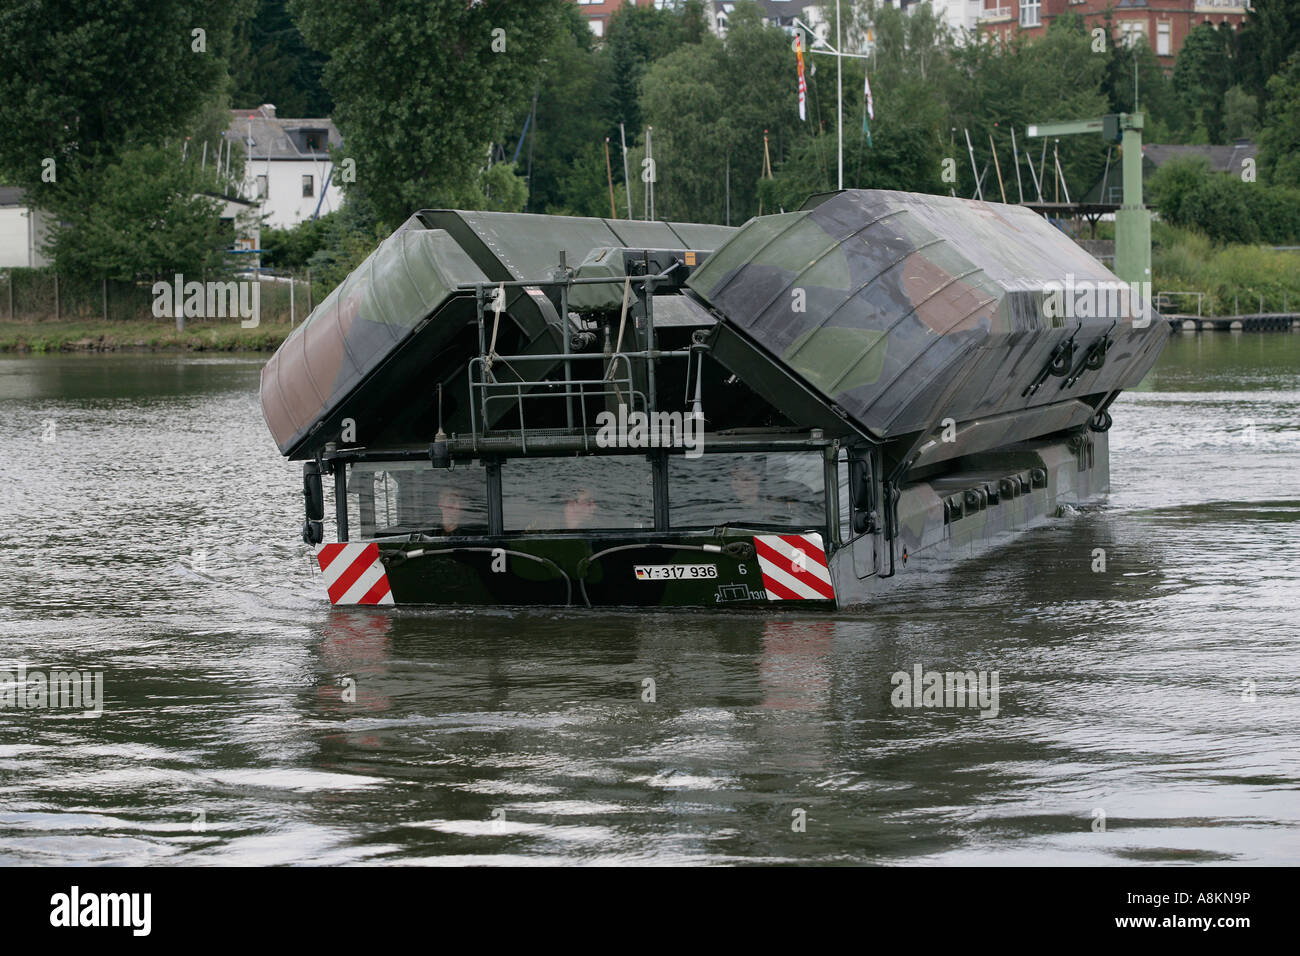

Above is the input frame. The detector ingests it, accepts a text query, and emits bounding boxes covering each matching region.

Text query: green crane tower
[1026,113,1150,287]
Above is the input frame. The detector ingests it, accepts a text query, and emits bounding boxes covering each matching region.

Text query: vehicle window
[502,456,652,532]
[670,453,825,528]
[347,462,488,538]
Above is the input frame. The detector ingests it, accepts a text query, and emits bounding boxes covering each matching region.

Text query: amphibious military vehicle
[260,189,1169,609]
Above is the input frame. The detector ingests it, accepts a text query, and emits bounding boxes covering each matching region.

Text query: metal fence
[0,269,317,325]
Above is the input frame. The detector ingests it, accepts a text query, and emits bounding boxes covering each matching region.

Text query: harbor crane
[1026,112,1150,287]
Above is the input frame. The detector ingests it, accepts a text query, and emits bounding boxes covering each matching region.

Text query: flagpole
[836,0,843,191]
[619,122,632,220]
[604,137,617,219]
[793,13,870,191]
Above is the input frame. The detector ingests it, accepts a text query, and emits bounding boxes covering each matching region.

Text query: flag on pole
[795,32,807,122]
[863,68,874,146]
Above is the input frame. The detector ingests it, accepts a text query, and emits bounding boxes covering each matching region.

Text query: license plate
[634,564,717,581]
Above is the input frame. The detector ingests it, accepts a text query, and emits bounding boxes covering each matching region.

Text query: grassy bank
[0,316,295,352]
[1151,224,1300,316]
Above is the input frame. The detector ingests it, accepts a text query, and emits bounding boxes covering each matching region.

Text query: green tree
[763,112,945,212]
[230,0,332,116]
[607,0,708,133]
[714,3,807,218]
[1101,22,1181,140]
[262,214,333,269]
[555,142,627,218]
[469,162,530,213]
[291,0,568,228]
[1238,0,1300,102]
[637,38,728,222]
[1258,52,1300,187]
[46,144,238,279]
[304,198,387,299]
[1147,155,1213,227]
[1172,23,1237,143]
[947,13,1109,203]
[0,0,253,198]
[636,3,798,223]
[1149,155,1300,244]
[520,4,617,215]
[1221,85,1260,141]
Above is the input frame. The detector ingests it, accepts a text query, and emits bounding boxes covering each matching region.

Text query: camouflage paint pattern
[686,189,1170,442]
[260,210,737,460]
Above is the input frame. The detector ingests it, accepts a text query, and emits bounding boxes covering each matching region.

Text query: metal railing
[467,350,651,454]
[1156,290,1206,316]
[457,259,711,453]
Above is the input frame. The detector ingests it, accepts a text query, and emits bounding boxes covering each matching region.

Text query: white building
[707,1,877,52]
[0,188,53,268]
[708,0,811,36]
[227,105,343,230]
[768,1,982,46]
[886,0,983,38]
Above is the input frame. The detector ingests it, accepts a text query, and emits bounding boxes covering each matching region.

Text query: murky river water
[0,332,1296,865]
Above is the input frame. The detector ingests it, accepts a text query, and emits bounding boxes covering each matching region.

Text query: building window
[255,174,268,199]
[1157,21,1171,56]
[302,175,314,197]
[1120,21,1146,48]
[1020,0,1041,28]
[588,17,604,37]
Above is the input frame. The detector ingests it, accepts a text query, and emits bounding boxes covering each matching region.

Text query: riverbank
[0,317,293,352]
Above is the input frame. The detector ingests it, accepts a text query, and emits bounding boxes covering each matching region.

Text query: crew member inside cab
[564,487,598,529]
[671,454,825,528]
[438,486,467,535]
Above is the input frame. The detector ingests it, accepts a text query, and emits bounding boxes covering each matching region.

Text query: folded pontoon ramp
[261,210,735,460]
[688,189,1170,467]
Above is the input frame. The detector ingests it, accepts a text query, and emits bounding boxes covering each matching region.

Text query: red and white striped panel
[316,543,395,606]
[752,533,835,602]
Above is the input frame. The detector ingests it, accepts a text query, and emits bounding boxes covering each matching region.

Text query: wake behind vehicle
[260,189,1169,609]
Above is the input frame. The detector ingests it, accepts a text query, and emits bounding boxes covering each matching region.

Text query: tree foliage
[521,4,617,215]
[0,0,252,197]
[290,0,568,229]
[635,4,801,224]
[1172,23,1237,143]
[943,12,1110,203]
[47,144,239,279]
[1149,156,1300,245]
[230,0,332,116]
[607,0,708,132]
[1238,0,1300,102]
[1258,52,1300,188]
